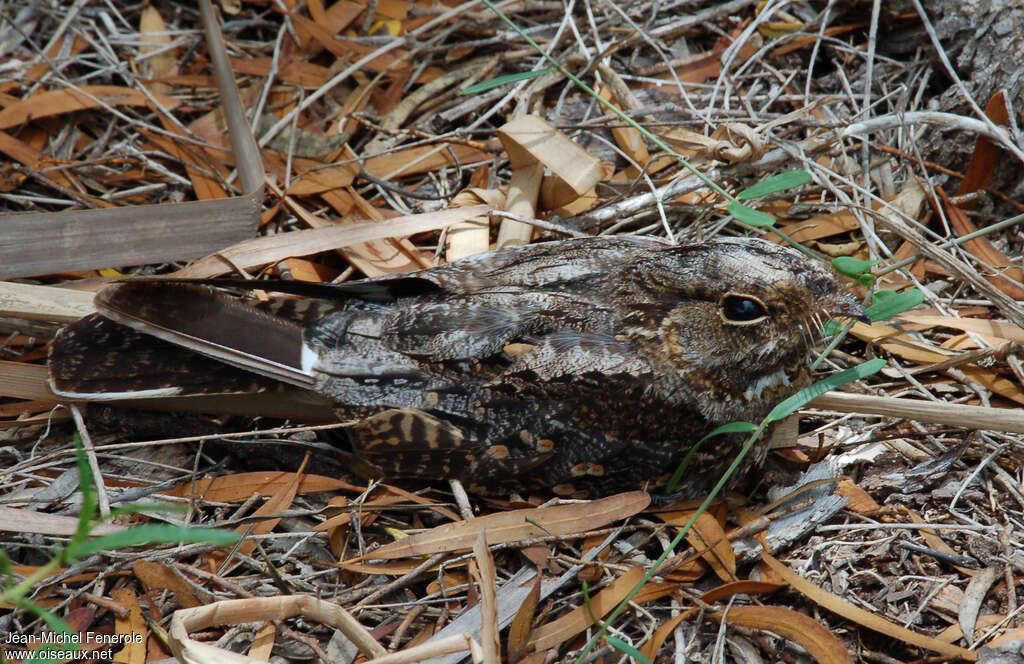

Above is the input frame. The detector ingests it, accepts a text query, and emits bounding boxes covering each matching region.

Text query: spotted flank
[349,408,465,451]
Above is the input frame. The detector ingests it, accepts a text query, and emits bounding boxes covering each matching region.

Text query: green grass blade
[605,635,653,664]
[865,288,924,322]
[460,68,556,95]
[13,597,80,664]
[727,201,776,227]
[831,256,880,277]
[69,524,240,558]
[67,434,97,561]
[665,422,758,493]
[736,170,811,200]
[766,358,887,423]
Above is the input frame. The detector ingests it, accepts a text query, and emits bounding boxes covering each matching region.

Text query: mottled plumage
[49,236,864,497]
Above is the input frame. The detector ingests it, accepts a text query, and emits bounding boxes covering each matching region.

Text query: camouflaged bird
[49,236,865,498]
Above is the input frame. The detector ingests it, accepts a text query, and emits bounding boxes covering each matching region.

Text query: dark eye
[719,293,768,324]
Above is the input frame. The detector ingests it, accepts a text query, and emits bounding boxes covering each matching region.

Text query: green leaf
[0,548,12,582]
[831,256,880,277]
[605,635,653,664]
[865,288,924,322]
[67,524,240,559]
[67,434,97,561]
[765,358,887,423]
[666,421,759,493]
[459,68,556,95]
[857,273,875,287]
[736,170,812,200]
[13,596,80,664]
[823,319,845,337]
[727,201,776,227]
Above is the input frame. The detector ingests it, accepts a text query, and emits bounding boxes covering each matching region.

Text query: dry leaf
[897,312,1024,343]
[659,510,737,581]
[111,587,146,664]
[527,567,644,652]
[714,606,853,664]
[169,205,489,278]
[161,472,362,502]
[134,560,204,608]
[507,574,540,663]
[959,566,1000,644]
[0,86,181,130]
[834,479,881,513]
[349,492,649,561]
[761,552,976,660]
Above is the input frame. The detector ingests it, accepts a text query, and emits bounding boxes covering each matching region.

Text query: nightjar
[49,236,865,498]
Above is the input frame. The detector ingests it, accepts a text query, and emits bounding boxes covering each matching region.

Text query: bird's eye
[719,293,769,325]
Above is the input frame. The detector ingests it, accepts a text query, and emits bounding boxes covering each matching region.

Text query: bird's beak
[827,292,870,324]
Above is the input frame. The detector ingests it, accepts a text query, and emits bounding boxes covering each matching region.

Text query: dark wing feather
[95,282,313,387]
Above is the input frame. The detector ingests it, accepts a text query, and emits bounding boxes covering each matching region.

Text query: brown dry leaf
[474,531,501,664]
[835,479,881,513]
[0,130,112,205]
[507,573,541,664]
[497,115,603,206]
[848,320,1024,405]
[714,606,852,664]
[639,608,700,661]
[161,471,361,502]
[960,566,1000,645]
[315,494,411,533]
[0,85,181,130]
[0,506,124,537]
[659,510,736,581]
[427,570,471,597]
[229,57,330,88]
[761,552,976,660]
[0,360,60,401]
[133,560,204,608]
[348,492,649,561]
[285,162,360,195]
[247,622,276,661]
[363,142,492,180]
[111,588,146,664]
[375,484,464,522]
[957,92,1008,199]
[168,595,386,663]
[939,187,1024,299]
[332,187,432,277]
[527,567,645,652]
[897,312,1024,343]
[577,534,611,583]
[335,559,468,575]
[987,625,1024,649]
[143,125,228,201]
[294,1,364,54]
[901,507,978,577]
[700,580,786,603]
[772,211,862,243]
[139,6,179,94]
[290,13,445,81]
[597,84,649,179]
[936,614,1003,644]
[232,464,306,557]
[770,23,866,56]
[169,205,489,278]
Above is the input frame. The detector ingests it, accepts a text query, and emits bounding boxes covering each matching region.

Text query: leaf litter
[0,0,1023,661]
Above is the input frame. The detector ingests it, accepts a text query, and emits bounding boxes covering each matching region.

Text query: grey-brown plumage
[49,236,865,497]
